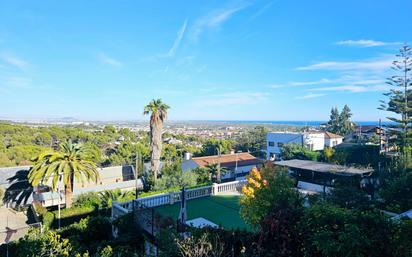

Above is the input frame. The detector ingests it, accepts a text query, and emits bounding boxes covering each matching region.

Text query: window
[268,141,275,147]
[277,142,284,147]
[333,140,337,147]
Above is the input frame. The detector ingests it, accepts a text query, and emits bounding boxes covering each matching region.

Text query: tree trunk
[65,187,73,208]
[150,116,163,185]
[65,179,73,208]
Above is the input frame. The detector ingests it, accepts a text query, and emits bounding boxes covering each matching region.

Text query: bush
[43,205,97,228]
[281,144,320,161]
[74,192,102,208]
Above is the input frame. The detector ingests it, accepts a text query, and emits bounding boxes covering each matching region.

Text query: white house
[266,132,325,160]
[182,152,262,181]
[324,131,344,147]
[266,131,343,160]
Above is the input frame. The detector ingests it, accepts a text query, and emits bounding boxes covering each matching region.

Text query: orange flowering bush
[240,165,302,227]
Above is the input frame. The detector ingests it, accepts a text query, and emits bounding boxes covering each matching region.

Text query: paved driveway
[0,206,30,245]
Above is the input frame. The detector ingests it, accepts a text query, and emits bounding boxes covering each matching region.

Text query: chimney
[184,152,192,161]
[230,149,235,155]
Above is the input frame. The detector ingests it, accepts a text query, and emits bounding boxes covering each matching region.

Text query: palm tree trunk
[65,179,73,208]
[150,116,163,185]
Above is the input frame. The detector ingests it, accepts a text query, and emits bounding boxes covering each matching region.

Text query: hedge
[43,205,99,228]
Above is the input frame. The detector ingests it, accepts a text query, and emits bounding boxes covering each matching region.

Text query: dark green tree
[379,44,412,153]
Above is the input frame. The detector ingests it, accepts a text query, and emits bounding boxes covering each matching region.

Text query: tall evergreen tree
[379,44,412,152]
[326,105,354,135]
[340,104,355,135]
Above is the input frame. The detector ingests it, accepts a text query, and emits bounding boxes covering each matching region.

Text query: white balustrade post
[169,191,175,205]
[212,183,218,195]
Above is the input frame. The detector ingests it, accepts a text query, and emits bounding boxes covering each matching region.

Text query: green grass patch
[156,195,252,231]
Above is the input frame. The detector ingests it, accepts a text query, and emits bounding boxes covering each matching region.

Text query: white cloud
[311,84,392,93]
[295,93,326,100]
[166,19,188,57]
[296,57,392,71]
[336,39,401,48]
[289,78,332,86]
[97,53,123,68]
[1,53,29,70]
[190,3,250,41]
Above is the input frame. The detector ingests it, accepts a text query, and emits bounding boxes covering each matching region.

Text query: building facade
[182,152,262,181]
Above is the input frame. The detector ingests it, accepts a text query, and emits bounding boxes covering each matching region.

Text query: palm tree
[28,140,99,208]
[99,189,135,208]
[204,163,229,183]
[144,99,170,185]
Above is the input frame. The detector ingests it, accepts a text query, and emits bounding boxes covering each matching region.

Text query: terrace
[111,180,249,236]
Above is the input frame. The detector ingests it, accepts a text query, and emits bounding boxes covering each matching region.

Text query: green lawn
[155,195,252,231]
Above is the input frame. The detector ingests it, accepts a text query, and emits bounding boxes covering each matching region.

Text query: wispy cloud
[336,39,401,48]
[250,1,275,20]
[311,84,392,93]
[97,53,123,68]
[295,93,326,100]
[0,53,29,70]
[195,91,269,108]
[190,3,250,41]
[166,19,188,57]
[296,57,392,71]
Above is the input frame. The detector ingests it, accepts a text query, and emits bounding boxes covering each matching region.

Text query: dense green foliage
[281,143,320,161]
[234,126,267,158]
[8,213,144,257]
[155,161,199,190]
[0,122,151,167]
[199,138,233,156]
[325,104,355,136]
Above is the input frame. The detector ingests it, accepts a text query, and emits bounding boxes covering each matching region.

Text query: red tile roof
[191,152,261,168]
[324,131,343,139]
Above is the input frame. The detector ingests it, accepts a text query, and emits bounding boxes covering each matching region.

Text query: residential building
[266,132,325,160]
[32,165,144,208]
[182,152,262,181]
[324,131,344,147]
[266,131,344,160]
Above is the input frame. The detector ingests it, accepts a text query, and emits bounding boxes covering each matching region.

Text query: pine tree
[326,105,354,135]
[379,44,412,152]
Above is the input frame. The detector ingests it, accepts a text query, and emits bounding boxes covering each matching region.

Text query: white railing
[216,180,246,194]
[111,180,245,218]
[136,193,171,208]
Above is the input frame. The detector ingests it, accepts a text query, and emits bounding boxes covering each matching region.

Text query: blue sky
[0,0,410,121]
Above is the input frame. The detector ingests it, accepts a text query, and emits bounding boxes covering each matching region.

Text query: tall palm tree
[28,141,99,208]
[144,99,170,185]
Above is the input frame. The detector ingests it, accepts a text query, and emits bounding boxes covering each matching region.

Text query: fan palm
[99,189,135,208]
[144,99,170,185]
[28,140,99,208]
[205,163,229,183]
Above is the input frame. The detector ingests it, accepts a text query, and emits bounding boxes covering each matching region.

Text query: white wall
[325,137,343,148]
[303,133,325,151]
[266,132,303,160]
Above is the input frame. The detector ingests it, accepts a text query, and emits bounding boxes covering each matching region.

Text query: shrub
[43,205,97,228]
[73,192,102,208]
